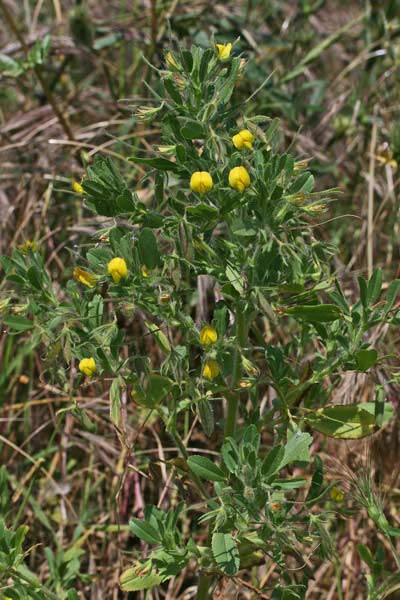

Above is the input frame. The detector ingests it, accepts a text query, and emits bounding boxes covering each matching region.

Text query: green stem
[224,307,247,439]
[196,573,213,600]
[224,390,239,439]
[164,414,209,500]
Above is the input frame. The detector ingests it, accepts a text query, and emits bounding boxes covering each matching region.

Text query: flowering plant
[1,42,400,599]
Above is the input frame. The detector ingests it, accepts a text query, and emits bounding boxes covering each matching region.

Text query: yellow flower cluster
[190,127,254,196]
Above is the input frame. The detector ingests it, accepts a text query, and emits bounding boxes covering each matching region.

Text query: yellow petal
[202,359,220,381]
[107,257,128,283]
[228,166,251,192]
[216,43,232,61]
[190,171,213,194]
[78,357,96,377]
[199,325,218,346]
[73,267,98,288]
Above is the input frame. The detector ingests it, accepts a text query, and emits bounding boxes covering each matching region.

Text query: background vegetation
[1,0,400,598]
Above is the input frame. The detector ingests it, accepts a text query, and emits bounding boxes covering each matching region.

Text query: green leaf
[285,304,342,322]
[120,566,162,591]
[147,374,173,406]
[356,543,374,569]
[305,456,324,504]
[305,402,394,439]
[197,398,214,437]
[217,57,241,105]
[163,78,182,105]
[225,264,244,294]
[187,455,225,482]
[138,228,160,269]
[145,321,171,354]
[3,315,33,333]
[180,120,207,140]
[281,431,312,468]
[261,446,285,479]
[211,532,240,576]
[358,276,368,309]
[222,438,240,474]
[355,348,378,371]
[0,53,23,77]
[129,518,160,544]
[384,279,400,315]
[187,204,219,220]
[129,156,181,173]
[367,267,382,305]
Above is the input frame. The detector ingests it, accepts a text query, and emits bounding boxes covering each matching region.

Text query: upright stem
[224,307,246,439]
[166,417,209,500]
[196,573,212,600]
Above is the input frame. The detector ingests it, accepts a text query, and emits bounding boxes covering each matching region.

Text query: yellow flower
[228,166,251,192]
[73,267,98,288]
[107,257,128,283]
[199,325,218,346]
[216,43,232,62]
[17,240,38,252]
[79,357,96,377]
[232,129,254,150]
[141,265,149,278]
[165,51,179,70]
[202,359,220,381]
[72,180,84,194]
[190,171,213,195]
[329,486,345,503]
[159,293,171,304]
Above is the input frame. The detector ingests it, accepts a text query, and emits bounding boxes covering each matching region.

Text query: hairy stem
[196,573,213,600]
[224,307,247,439]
